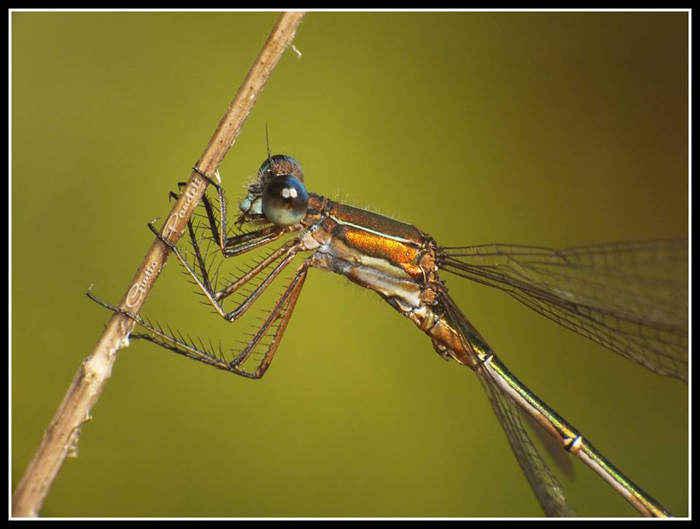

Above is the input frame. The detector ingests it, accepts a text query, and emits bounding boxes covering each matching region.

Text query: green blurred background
[12,11,688,517]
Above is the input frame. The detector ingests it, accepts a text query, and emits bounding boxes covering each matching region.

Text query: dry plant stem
[12,12,306,517]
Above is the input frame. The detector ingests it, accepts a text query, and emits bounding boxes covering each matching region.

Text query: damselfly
[89,154,688,517]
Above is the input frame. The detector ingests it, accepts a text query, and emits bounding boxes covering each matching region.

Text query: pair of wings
[437,238,688,516]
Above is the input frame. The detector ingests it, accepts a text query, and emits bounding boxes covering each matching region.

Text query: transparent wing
[440,293,576,517]
[439,239,688,382]
[478,375,576,517]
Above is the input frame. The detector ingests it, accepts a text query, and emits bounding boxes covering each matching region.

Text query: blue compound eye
[261,174,309,226]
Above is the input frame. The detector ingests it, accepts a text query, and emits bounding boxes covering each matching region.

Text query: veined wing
[478,375,576,517]
[438,239,688,382]
[440,292,576,517]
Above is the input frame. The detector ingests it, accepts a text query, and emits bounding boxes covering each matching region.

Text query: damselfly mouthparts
[89,154,688,517]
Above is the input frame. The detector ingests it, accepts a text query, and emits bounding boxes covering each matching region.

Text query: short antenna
[265,123,274,174]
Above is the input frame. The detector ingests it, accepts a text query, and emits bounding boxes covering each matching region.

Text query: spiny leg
[197,183,286,257]
[167,175,312,375]
[165,168,227,248]
[185,218,217,294]
[170,180,287,258]
[165,187,227,295]
[87,261,309,379]
[163,183,296,302]
[213,239,304,302]
[231,261,309,377]
[192,166,229,250]
[86,288,229,371]
[190,165,269,256]
[147,221,303,323]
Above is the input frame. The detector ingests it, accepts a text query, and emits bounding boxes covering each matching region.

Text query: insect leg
[148,221,303,322]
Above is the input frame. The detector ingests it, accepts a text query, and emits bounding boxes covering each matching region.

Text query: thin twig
[11,11,306,517]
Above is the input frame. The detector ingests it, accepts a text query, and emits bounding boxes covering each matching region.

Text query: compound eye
[261,175,309,226]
